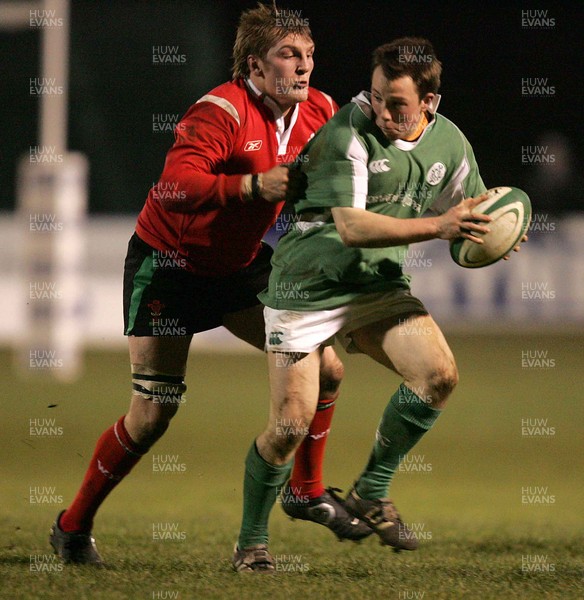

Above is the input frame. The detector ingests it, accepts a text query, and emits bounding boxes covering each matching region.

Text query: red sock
[290,392,338,500]
[60,416,146,533]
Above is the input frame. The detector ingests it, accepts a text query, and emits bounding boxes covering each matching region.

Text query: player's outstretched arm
[331,195,492,248]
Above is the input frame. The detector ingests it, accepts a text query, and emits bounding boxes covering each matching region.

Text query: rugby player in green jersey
[235,36,525,563]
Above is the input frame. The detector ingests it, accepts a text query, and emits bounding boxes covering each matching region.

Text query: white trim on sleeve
[346,135,369,209]
[320,91,336,117]
[430,156,471,214]
[195,94,241,126]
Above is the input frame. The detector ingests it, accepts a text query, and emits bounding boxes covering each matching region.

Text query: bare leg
[346,313,456,505]
[125,335,193,445]
[236,349,322,551]
[258,350,322,463]
[225,306,344,494]
[58,335,192,535]
[350,313,458,409]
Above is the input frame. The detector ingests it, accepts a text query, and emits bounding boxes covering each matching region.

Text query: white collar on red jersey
[245,78,300,153]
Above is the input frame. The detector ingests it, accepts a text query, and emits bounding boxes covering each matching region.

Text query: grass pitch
[1,333,583,599]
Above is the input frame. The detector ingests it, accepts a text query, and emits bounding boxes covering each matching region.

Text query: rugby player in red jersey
[49,4,371,566]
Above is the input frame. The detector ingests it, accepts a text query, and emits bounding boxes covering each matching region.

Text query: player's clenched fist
[242,165,290,203]
[436,194,492,243]
[258,165,290,203]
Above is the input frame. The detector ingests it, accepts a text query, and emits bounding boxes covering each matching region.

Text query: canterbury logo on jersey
[268,331,284,345]
[369,159,391,173]
[244,140,263,151]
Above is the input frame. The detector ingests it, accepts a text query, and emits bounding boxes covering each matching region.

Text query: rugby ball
[450,187,531,268]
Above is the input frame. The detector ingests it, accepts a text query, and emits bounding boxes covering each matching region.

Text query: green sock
[237,442,292,549]
[356,383,442,500]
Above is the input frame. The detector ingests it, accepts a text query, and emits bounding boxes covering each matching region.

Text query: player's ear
[247,55,263,77]
[420,93,435,111]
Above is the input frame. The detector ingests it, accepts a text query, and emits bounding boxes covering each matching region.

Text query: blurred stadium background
[1,1,583,597]
[1,0,583,367]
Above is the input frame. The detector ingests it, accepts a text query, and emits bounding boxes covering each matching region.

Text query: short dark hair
[372,37,442,99]
[232,3,313,78]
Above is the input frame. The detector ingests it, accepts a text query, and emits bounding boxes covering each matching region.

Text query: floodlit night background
[2,0,583,215]
[1,2,583,597]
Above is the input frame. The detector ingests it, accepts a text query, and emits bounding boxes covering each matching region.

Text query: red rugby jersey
[135,78,337,276]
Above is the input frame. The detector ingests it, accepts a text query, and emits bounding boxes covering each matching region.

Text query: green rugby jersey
[261,92,486,310]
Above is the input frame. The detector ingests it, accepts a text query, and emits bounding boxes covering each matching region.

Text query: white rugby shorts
[264,288,427,354]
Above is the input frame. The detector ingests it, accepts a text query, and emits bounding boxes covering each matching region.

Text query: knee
[129,398,180,447]
[147,402,180,434]
[271,432,304,463]
[319,353,344,398]
[129,371,186,445]
[427,360,458,403]
[265,414,311,463]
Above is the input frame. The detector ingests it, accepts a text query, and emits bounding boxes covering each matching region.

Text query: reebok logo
[369,159,390,173]
[244,140,263,151]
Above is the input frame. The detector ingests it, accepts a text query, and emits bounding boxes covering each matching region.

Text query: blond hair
[232,2,312,78]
